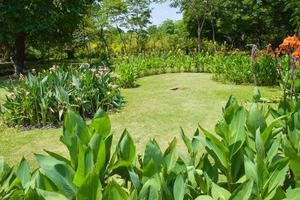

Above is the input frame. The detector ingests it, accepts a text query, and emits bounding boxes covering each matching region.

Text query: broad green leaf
[246,104,267,137]
[224,96,239,123]
[44,150,70,165]
[229,180,253,200]
[191,129,201,155]
[180,128,192,155]
[255,130,265,159]
[103,181,129,200]
[129,168,142,191]
[267,158,289,194]
[200,126,228,169]
[76,171,102,200]
[261,116,284,146]
[35,154,77,199]
[35,172,58,192]
[266,138,280,164]
[244,156,257,183]
[253,87,261,102]
[211,182,231,200]
[129,190,138,200]
[117,129,136,163]
[174,174,185,200]
[63,109,90,144]
[94,138,106,173]
[37,188,69,200]
[73,143,88,187]
[16,158,31,189]
[143,139,163,170]
[194,195,214,200]
[90,108,111,137]
[143,159,160,178]
[139,176,161,200]
[163,138,178,173]
[228,108,246,158]
[285,188,300,200]
[203,154,218,182]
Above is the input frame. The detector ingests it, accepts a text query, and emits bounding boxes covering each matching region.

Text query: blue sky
[150,0,182,25]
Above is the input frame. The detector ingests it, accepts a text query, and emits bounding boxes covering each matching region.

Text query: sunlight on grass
[0,73,281,165]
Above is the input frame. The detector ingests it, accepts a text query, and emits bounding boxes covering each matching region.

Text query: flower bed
[0,64,124,126]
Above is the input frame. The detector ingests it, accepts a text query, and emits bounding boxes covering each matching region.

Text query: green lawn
[0,73,281,166]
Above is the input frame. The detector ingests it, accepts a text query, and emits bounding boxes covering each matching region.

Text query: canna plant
[115,52,279,88]
[1,64,124,127]
[3,94,300,199]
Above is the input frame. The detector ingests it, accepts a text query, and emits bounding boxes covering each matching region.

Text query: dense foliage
[172,0,298,49]
[0,0,93,74]
[2,92,300,199]
[1,0,299,68]
[0,65,123,126]
[114,53,279,88]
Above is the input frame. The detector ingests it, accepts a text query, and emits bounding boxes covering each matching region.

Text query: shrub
[2,94,300,199]
[114,53,279,88]
[114,63,138,88]
[114,53,214,88]
[1,64,124,126]
[211,53,280,85]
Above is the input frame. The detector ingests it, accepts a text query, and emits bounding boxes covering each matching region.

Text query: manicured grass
[0,73,281,166]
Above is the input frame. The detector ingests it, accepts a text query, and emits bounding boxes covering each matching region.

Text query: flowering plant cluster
[1,64,124,127]
[262,35,300,64]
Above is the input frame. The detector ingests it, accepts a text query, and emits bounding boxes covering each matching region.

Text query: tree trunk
[197,19,201,52]
[99,27,110,58]
[197,17,206,52]
[15,32,25,75]
[116,25,127,55]
[210,18,216,52]
[298,26,300,38]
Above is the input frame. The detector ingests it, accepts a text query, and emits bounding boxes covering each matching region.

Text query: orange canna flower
[292,48,300,59]
[261,50,267,57]
[279,35,300,54]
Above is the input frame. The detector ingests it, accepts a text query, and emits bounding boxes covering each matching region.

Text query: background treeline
[0,0,299,73]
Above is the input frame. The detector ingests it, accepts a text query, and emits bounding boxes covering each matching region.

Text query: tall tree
[171,0,218,51]
[0,0,92,74]
[126,0,152,53]
[285,0,300,37]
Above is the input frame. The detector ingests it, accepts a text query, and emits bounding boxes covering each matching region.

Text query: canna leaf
[35,154,77,199]
[211,182,231,200]
[246,104,267,137]
[173,174,185,200]
[90,108,111,137]
[37,188,69,200]
[76,170,102,200]
[16,158,31,189]
[117,129,136,163]
[229,180,253,200]
[103,180,129,200]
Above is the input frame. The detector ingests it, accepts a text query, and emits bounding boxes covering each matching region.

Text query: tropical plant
[2,92,300,199]
[1,64,124,126]
[115,52,279,88]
